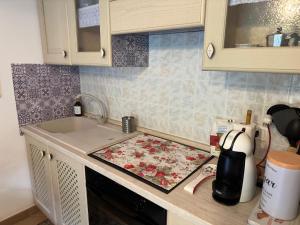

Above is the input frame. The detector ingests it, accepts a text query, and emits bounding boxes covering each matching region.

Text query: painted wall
[0,0,43,221]
[80,31,300,152]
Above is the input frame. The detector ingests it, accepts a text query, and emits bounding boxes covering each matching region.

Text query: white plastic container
[260,151,300,220]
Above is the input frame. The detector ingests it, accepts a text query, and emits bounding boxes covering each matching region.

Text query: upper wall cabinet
[38,0,111,66]
[67,0,112,66]
[203,0,300,73]
[38,0,149,67]
[110,0,206,34]
[38,0,71,65]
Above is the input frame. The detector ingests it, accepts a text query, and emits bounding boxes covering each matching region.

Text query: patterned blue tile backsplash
[12,64,80,126]
[112,34,149,67]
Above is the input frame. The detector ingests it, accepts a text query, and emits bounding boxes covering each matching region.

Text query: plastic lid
[267,151,300,170]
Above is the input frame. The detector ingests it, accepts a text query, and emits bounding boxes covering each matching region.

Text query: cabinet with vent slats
[25,136,56,224]
[25,135,89,225]
[49,147,89,225]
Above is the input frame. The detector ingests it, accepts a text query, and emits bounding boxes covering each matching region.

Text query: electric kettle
[212,130,257,205]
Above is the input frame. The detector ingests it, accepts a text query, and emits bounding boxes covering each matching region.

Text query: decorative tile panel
[12,64,80,126]
[112,34,149,67]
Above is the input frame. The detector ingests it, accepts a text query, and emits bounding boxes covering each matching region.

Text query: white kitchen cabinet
[38,0,112,66]
[25,136,56,224]
[49,147,89,225]
[110,0,206,34]
[67,0,112,66]
[203,0,300,73]
[25,135,89,225]
[37,0,71,65]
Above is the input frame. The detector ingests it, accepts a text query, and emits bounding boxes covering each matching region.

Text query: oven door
[87,187,162,225]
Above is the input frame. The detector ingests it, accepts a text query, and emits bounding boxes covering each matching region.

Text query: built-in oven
[85,167,167,225]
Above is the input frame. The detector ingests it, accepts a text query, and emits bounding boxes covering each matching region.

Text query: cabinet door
[110,0,205,34]
[49,148,89,225]
[25,136,56,223]
[37,0,71,65]
[67,0,112,66]
[168,212,203,225]
[203,0,300,73]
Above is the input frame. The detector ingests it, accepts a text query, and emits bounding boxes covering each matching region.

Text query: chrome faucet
[75,93,108,123]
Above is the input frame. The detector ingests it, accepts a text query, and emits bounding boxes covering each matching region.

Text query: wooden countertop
[21,124,260,225]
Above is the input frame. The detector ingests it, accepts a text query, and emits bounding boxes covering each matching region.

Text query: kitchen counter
[21,122,260,225]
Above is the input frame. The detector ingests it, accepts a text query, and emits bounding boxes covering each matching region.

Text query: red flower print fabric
[92,134,211,191]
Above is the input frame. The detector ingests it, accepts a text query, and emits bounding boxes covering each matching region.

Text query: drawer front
[110,0,205,34]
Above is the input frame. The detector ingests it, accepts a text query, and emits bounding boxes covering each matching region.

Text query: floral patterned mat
[90,134,212,193]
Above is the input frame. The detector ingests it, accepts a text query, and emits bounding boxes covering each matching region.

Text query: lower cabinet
[26,135,89,225]
[49,147,89,225]
[168,212,201,225]
[26,136,56,223]
[26,135,203,225]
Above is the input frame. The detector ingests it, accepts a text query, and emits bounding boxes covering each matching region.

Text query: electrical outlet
[255,139,267,159]
[256,124,269,141]
[255,124,270,160]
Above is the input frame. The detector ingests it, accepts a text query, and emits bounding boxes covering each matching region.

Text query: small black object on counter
[74,100,83,117]
[267,104,300,154]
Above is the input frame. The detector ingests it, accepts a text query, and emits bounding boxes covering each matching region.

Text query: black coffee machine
[212,130,257,205]
[212,150,246,205]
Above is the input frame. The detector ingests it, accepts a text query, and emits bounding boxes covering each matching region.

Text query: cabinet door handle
[100,48,105,58]
[62,50,67,58]
[206,43,215,59]
[40,150,46,158]
[48,153,53,161]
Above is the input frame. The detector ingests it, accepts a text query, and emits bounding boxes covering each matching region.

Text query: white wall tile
[80,31,298,150]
